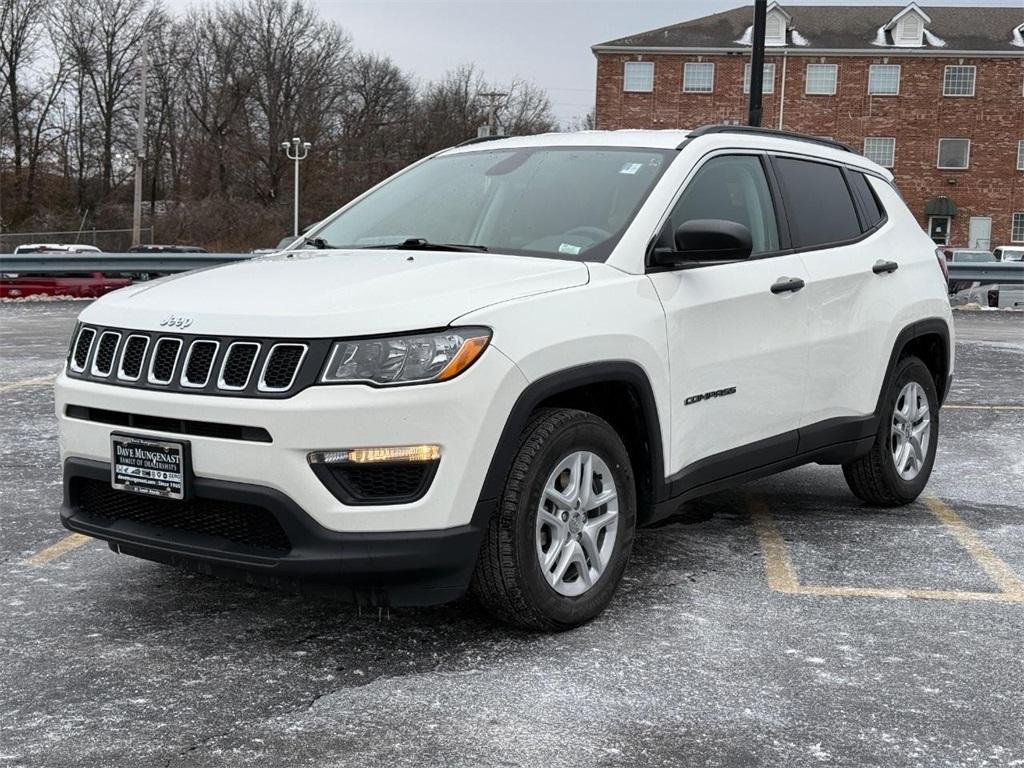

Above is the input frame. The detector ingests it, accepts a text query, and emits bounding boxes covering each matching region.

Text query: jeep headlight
[319,327,491,386]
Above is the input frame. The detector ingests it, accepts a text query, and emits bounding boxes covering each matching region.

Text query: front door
[928,216,950,245]
[968,216,992,249]
[648,153,809,484]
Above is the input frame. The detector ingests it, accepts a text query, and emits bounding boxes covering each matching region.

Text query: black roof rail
[454,134,508,148]
[680,124,853,153]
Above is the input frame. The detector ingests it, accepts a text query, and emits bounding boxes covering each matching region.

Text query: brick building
[592,3,1024,249]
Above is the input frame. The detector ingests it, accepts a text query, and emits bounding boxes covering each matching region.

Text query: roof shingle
[594,5,1024,53]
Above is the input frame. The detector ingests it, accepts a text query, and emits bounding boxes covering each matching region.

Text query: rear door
[648,152,810,484]
[773,156,901,441]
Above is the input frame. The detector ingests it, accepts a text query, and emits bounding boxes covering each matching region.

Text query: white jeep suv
[57,126,953,630]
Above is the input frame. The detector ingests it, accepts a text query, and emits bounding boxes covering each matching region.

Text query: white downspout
[778,50,788,129]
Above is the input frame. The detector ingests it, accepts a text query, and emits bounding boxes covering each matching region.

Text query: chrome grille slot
[259,344,307,392]
[148,338,182,385]
[117,335,149,381]
[181,340,219,388]
[218,342,260,390]
[90,331,121,377]
[70,327,96,372]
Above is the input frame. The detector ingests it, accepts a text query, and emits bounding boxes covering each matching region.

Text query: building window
[898,13,922,43]
[683,62,715,93]
[1013,213,1024,244]
[943,65,976,97]
[744,63,776,94]
[937,139,970,169]
[623,61,654,92]
[863,137,896,168]
[868,64,901,95]
[1018,140,1024,171]
[928,216,951,246]
[805,64,838,95]
[765,13,785,44]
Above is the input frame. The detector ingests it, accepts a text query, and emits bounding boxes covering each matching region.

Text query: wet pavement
[1,302,1022,767]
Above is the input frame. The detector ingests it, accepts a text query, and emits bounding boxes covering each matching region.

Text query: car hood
[79,249,590,337]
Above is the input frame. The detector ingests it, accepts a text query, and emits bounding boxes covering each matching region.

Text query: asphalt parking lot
[1,302,1022,768]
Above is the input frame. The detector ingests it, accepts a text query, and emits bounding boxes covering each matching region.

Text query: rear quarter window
[773,157,862,248]
[847,172,886,231]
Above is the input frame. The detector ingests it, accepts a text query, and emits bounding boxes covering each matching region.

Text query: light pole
[282,137,311,238]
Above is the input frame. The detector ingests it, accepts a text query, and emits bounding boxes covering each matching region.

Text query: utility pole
[132,38,147,246]
[748,0,768,127]
[477,91,507,138]
[281,137,311,238]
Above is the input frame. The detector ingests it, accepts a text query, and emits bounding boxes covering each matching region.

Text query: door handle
[770,277,805,294]
[872,259,899,275]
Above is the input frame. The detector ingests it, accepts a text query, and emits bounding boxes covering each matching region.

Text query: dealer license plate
[110,433,188,500]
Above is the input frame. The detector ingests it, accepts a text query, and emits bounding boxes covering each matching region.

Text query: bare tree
[0,0,48,209]
[53,0,159,196]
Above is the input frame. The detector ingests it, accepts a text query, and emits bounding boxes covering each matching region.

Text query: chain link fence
[0,228,154,254]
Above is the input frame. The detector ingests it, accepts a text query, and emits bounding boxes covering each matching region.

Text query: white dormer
[884,3,932,48]
[765,3,791,46]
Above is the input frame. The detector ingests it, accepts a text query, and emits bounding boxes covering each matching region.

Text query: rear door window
[773,157,861,248]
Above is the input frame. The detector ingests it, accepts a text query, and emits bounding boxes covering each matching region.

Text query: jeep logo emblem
[160,315,193,329]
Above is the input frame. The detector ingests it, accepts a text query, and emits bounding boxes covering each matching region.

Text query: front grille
[66,325,325,398]
[149,338,181,384]
[118,335,149,380]
[71,328,96,371]
[182,340,219,387]
[91,331,121,376]
[76,478,291,552]
[260,344,306,391]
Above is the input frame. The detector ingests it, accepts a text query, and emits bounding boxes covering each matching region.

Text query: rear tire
[842,356,939,506]
[470,408,636,630]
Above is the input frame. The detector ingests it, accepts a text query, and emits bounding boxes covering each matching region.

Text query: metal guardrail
[0,252,254,274]
[2,252,1022,287]
[947,262,1024,285]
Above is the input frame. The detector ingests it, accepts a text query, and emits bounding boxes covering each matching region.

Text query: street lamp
[282,137,311,238]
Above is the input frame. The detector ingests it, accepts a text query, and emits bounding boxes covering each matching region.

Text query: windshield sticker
[558,243,582,255]
[619,162,644,175]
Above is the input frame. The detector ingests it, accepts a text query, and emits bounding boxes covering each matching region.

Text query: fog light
[307,444,441,465]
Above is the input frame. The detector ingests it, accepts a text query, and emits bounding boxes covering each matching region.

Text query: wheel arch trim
[474,360,667,508]
[877,317,953,412]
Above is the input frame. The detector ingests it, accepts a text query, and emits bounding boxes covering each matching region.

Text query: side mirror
[652,219,753,268]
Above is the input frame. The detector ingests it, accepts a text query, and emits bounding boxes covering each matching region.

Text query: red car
[1,272,132,299]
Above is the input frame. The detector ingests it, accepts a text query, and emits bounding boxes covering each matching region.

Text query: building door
[928,216,950,245]
[968,217,992,249]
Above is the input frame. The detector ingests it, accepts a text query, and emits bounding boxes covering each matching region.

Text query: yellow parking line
[748,496,801,593]
[923,496,1024,596]
[23,533,91,566]
[749,495,1024,603]
[0,375,56,394]
[943,404,1024,411]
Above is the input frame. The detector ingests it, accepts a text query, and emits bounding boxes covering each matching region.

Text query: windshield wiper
[304,237,341,249]
[363,238,489,253]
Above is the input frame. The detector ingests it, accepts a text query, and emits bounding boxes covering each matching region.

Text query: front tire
[842,356,939,506]
[470,408,637,630]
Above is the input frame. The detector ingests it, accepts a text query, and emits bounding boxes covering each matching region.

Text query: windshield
[305,146,675,261]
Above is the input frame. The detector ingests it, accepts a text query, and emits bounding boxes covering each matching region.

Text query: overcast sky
[164,0,1024,125]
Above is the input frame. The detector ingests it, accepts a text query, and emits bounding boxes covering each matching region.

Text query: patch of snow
[923,30,947,47]
[871,26,888,46]
[790,29,811,46]
[1012,26,1024,48]
[735,25,753,46]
